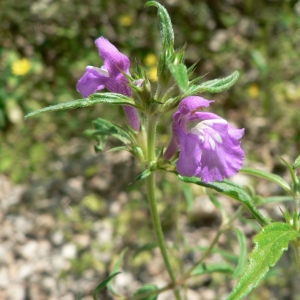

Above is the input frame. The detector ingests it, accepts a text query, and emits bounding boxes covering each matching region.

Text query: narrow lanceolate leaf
[293,155,300,169]
[227,223,299,300]
[207,192,227,220]
[93,272,121,300]
[241,167,291,194]
[191,263,235,276]
[184,70,239,96]
[145,1,174,51]
[133,243,158,258]
[195,246,238,263]
[259,196,293,205]
[182,183,194,212]
[178,175,269,226]
[168,63,189,92]
[133,284,159,300]
[107,248,127,297]
[232,228,247,278]
[25,93,138,119]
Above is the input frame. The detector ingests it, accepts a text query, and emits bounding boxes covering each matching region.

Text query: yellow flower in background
[147,66,158,81]
[144,54,158,81]
[119,15,133,26]
[248,83,259,98]
[144,53,157,66]
[11,58,31,76]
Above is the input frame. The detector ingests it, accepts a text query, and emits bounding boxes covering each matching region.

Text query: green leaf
[178,175,269,226]
[132,169,152,182]
[258,196,293,206]
[232,228,247,278]
[25,93,138,119]
[191,263,235,276]
[92,135,107,152]
[91,117,132,144]
[145,1,174,51]
[195,246,238,263]
[293,155,300,169]
[251,50,268,73]
[184,70,239,96]
[168,63,189,92]
[241,167,291,194]
[227,223,299,300]
[107,249,127,297]
[106,146,131,153]
[133,284,159,300]
[93,272,121,300]
[207,192,227,220]
[182,183,194,212]
[133,243,158,258]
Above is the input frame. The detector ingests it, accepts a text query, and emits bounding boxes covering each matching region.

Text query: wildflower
[11,58,31,76]
[119,15,133,26]
[144,54,158,81]
[164,96,244,183]
[144,54,157,66]
[248,84,259,98]
[77,37,140,131]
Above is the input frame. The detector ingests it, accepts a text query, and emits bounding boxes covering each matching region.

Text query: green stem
[146,114,181,300]
[292,240,300,273]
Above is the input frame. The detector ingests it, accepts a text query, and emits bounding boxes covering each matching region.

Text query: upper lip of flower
[86,66,110,77]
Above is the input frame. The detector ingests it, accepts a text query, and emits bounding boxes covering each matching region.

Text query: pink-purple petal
[95,37,130,77]
[165,96,244,183]
[194,123,244,182]
[176,129,202,177]
[76,67,107,97]
[104,73,132,97]
[178,96,214,114]
[123,105,140,131]
[77,36,140,131]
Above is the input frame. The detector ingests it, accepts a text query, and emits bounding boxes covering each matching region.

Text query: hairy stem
[146,114,181,300]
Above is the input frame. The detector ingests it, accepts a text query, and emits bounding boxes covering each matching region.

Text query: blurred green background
[1,0,300,182]
[1,0,300,299]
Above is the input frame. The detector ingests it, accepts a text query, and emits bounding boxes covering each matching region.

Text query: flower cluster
[77,37,244,183]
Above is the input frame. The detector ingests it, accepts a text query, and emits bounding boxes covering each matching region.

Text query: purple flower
[164,96,244,183]
[77,37,140,131]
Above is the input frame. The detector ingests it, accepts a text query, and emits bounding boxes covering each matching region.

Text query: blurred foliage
[1,0,300,182]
